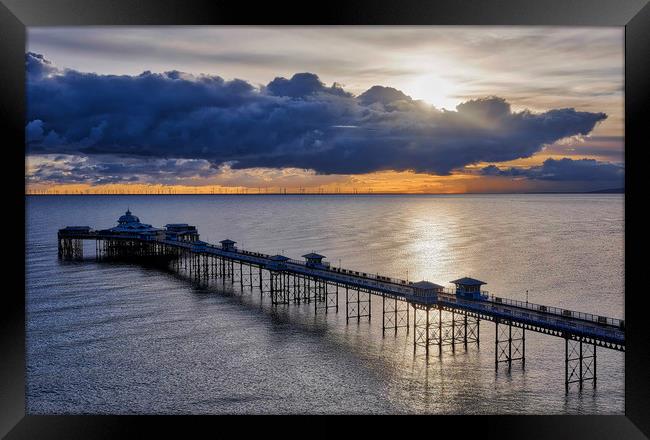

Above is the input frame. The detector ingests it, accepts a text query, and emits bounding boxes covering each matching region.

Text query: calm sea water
[26,194,625,414]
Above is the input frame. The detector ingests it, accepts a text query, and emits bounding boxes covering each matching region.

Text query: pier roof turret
[410,280,444,297]
[118,209,140,224]
[220,239,237,251]
[450,277,486,286]
[269,255,290,262]
[108,209,160,234]
[411,281,444,290]
[451,277,487,299]
[302,252,326,259]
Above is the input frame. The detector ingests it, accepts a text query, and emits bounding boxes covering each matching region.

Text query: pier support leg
[345,288,370,323]
[324,282,338,314]
[565,338,596,392]
[270,271,275,303]
[460,313,479,348]
[413,305,438,355]
[495,320,525,369]
[292,275,300,304]
[439,308,459,351]
[336,284,339,312]
[270,271,290,305]
[58,238,83,260]
[436,309,475,351]
[382,295,410,336]
[203,254,209,284]
[345,286,349,323]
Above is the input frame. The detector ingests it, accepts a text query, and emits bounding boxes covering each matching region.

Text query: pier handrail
[483,294,624,328]
[436,285,622,328]
[283,261,415,295]
[441,294,624,343]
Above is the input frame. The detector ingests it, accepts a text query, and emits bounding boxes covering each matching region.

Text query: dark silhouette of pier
[58,210,624,392]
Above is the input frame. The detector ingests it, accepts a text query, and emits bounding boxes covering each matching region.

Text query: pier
[58,210,625,392]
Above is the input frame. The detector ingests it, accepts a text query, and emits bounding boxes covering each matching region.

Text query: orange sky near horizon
[25,165,613,195]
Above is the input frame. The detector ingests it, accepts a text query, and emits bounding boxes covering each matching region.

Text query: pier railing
[484,295,624,329]
[436,290,624,329]
[441,294,624,343]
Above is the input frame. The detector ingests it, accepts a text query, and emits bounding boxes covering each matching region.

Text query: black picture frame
[1,0,648,437]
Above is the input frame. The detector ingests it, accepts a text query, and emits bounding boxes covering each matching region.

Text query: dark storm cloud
[26,53,608,178]
[481,158,624,182]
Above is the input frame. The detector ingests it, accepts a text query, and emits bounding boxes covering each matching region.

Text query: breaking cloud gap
[27,52,608,177]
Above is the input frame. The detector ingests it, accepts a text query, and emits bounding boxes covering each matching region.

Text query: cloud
[481,158,624,182]
[357,85,412,106]
[542,135,624,162]
[26,119,45,142]
[26,52,608,178]
[25,52,57,78]
[26,154,219,185]
[26,153,346,188]
[266,72,351,98]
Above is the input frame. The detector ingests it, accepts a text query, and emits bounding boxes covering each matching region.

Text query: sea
[26,194,625,414]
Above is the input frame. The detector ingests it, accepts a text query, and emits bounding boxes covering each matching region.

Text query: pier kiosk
[410,281,444,300]
[267,254,290,270]
[220,239,237,252]
[451,277,487,300]
[302,253,328,268]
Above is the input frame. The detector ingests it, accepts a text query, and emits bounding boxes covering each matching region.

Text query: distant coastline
[584,188,625,194]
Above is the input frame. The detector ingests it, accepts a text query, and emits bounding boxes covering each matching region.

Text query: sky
[25,26,624,194]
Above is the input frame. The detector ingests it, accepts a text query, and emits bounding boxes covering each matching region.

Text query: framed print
[1,0,648,437]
